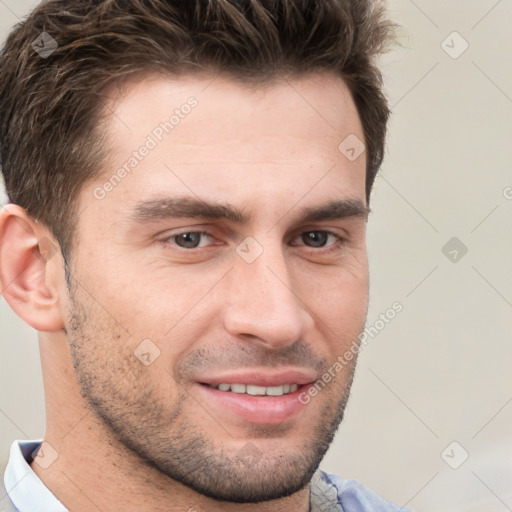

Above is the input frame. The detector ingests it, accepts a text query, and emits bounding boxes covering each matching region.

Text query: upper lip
[197,368,317,387]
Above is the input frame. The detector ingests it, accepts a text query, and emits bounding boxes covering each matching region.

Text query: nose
[222,244,314,349]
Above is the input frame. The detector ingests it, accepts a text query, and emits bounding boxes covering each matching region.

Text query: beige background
[1,1,511,511]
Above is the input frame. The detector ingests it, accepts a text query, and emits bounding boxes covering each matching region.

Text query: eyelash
[164,230,345,254]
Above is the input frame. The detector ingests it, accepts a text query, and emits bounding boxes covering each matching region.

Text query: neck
[32,420,311,512]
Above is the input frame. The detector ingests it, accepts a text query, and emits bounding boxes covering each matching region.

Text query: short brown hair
[0,0,394,258]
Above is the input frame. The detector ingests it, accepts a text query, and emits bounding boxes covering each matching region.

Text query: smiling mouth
[201,383,300,396]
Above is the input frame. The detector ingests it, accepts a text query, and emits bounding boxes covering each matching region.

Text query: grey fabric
[310,469,344,512]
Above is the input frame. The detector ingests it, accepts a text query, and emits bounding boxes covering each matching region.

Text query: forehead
[83,72,366,225]
[102,71,363,155]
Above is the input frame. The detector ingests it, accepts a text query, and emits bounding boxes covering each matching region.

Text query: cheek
[322,290,368,339]
[298,258,368,303]
[298,264,368,340]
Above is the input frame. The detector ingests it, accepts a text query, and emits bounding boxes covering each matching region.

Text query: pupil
[178,233,200,248]
[303,231,327,247]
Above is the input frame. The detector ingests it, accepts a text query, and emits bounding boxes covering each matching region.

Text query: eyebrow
[129,196,369,225]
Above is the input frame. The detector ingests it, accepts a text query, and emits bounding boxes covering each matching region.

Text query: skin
[0,72,369,512]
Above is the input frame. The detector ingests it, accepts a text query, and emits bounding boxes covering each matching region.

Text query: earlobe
[0,204,65,332]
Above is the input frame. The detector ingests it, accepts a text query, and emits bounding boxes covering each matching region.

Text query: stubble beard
[64,277,359,503]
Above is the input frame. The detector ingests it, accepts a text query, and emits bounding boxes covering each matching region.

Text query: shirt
[2,440,411,512]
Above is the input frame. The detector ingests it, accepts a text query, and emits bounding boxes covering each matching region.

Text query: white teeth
[213,383,299,396]
[246,385,267,395]
[230,384,246,393]
[266,385,285,396]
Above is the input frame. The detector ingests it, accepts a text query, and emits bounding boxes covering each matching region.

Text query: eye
[171,231,212,249]
[300,231,329,248]
[293,231,343,250]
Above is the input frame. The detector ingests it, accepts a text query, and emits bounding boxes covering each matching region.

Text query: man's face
[64,73,369,502]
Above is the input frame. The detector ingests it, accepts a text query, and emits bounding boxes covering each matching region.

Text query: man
[0,1,409,511]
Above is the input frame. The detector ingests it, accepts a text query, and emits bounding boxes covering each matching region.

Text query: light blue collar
[3,440,68,512]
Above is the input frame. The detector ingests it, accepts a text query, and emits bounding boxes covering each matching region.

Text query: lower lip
[194,383,311,425]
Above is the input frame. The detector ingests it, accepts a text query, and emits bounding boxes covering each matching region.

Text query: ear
[0,204,65,331]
